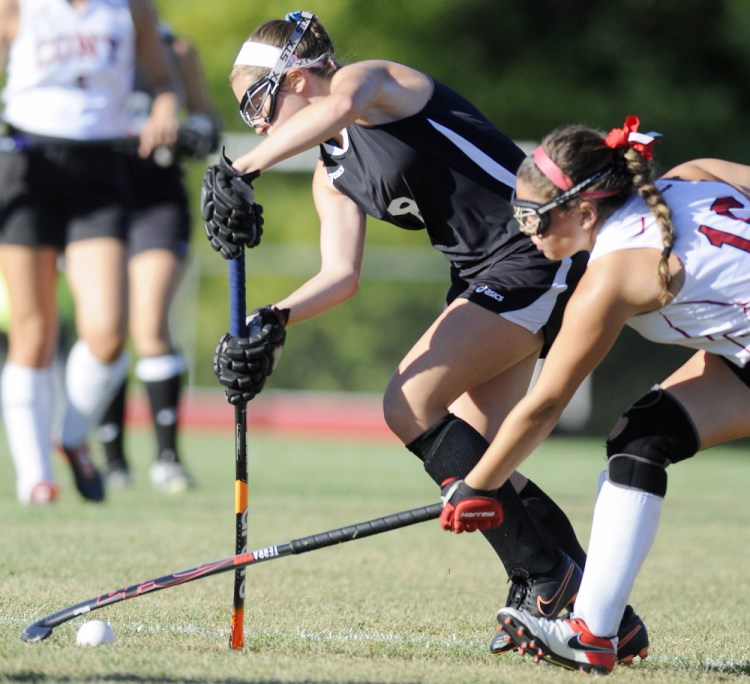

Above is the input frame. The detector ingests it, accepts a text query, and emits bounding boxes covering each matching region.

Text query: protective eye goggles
[511,167,614,236]
[238,11,315,127]
[239,78,283,127]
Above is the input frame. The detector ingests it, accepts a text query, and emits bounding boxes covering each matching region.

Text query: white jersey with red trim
[2,0,135,140]
[589,178,750,367]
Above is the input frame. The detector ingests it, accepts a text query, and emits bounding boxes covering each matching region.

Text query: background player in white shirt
[440,116,750,673]
[97,22,220,494]
[0,0,178,504]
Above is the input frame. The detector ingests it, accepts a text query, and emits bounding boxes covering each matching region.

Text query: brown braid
[622,148,675,303]
[517,124,675,303]
[230,16,338,87]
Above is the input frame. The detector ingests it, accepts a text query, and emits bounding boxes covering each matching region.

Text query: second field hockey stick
[20,502,442,644]
[227,256,249,650]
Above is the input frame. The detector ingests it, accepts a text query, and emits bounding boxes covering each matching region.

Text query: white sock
[1,363,56,502]
[60,341,130,447]
[575,478,662,636]
[135,353,185,382]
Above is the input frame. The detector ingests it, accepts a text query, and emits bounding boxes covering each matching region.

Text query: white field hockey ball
[76,619,115,646]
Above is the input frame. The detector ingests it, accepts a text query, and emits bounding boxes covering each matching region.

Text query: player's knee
[8,313,57,364]
[82,332,126,363]
[605,386,699,497]
[382,377,416,439]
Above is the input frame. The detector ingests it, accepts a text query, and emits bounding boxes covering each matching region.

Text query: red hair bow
[604,115,660,160]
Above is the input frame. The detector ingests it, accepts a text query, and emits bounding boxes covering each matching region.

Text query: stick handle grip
[290,503,442,553]
[228,257,247,337]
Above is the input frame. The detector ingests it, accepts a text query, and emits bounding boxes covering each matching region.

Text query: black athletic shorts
[0,131,129,248]
[125,154,191,259]
[447,241,588,356]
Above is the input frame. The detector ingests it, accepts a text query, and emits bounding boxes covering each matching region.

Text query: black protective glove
[201,147,263,259]
[213,305,288,404]
[439,477,504,533]
[178,113,220,159]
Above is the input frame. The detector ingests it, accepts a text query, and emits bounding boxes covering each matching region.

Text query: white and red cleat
[498,607,617,674]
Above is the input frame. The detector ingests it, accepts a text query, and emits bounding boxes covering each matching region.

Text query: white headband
[234,42,283,68]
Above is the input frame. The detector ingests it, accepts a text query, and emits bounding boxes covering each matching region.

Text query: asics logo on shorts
[328,165,345,182]
[474,284,505,302]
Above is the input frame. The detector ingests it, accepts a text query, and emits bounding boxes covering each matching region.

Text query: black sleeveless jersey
[318,78,528,278]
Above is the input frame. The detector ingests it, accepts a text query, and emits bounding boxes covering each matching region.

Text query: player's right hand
[201,147,263,259]
[439,478,504,533]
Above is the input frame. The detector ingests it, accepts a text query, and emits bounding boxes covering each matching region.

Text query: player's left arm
[173,37,218,119]
[130,0,179,155]
[269,162,367,325]
[172,36,221,158]
[464,252,655,492]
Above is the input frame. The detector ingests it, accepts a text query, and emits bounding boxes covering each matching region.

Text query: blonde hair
[230,15,337,87]
[518,125,675,303]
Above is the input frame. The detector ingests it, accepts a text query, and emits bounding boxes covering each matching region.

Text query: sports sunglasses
[238,11,315,127]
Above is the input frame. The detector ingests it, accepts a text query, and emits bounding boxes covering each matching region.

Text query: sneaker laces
[505,572,531,609]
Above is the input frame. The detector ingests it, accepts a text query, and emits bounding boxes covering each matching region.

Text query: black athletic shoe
[490,550,582,655]
[58,444,105,502]
[616,605,649,665]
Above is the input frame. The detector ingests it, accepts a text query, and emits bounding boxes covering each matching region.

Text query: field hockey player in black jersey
[200,10,648,664]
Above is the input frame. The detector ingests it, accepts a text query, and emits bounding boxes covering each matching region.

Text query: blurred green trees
[163,1,749,432]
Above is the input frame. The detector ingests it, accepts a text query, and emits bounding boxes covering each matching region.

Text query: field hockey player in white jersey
[0,0,179,504]
[440,115,750,673]
[199,11,650,661]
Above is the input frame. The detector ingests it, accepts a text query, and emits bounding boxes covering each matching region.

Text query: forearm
[274,269,359,325]
[232,96,357,174]
[464,398,563,490]
[139,91,180,155]
[696,159,750,197]
[667,159,750,198]
[149,91,180,124]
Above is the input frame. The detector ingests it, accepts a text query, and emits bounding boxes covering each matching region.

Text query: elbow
[325,93,361,125]
[338,272,360,301]
[523,394,567,433]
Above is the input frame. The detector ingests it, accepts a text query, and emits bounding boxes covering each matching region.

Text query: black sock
[519,478,587,569]
[406,414,558,576]
[98,379,127,469]
[143,373,182,463]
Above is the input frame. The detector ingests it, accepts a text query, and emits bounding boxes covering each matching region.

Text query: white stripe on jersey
[427,118,517,190]
[590,179,750,366]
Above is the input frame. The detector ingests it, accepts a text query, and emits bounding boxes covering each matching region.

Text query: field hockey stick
[227,255,249,650]
[20,502,442,644]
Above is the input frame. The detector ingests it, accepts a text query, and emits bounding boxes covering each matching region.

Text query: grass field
[1,420,749,683]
